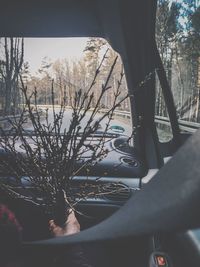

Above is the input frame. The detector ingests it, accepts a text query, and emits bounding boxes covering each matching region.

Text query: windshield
[0,37,132,136]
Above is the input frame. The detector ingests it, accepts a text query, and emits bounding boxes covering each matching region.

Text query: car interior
[0,0,200,266]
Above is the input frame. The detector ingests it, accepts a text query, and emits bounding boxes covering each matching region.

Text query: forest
[155,0,200,122]
[0,38,129,116]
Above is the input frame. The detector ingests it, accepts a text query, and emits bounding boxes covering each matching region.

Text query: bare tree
[0,38,24,115]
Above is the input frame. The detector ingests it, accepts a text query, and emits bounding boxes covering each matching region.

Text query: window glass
[155,0,200,139]
[155,73,173,142]
[0,37,131,134]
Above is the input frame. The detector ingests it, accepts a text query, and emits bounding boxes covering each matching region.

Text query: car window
[155,0,200,141]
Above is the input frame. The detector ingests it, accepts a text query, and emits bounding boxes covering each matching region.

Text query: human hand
[49,209,80,237]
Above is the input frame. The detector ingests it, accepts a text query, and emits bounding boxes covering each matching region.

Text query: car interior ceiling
[0,0,200,266]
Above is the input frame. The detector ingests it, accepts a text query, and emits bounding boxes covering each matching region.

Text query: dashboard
[0,135,146,240]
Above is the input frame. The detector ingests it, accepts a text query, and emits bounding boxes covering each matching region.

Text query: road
[25,108,132,136]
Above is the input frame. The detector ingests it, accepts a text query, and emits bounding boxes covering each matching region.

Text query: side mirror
[110,125,125,133]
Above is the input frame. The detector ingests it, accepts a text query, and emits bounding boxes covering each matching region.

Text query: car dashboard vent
[102,183,131,201]
[68,181,132,202]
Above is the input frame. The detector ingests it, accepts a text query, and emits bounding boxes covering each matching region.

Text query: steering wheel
[20,128,200,267]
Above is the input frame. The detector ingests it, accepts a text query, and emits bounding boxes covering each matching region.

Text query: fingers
[49,220,55,227]
[68,208,73,214]
[49,220,62,237]
[49,210,80,237]
[67,210,76,222]
[49,220,57,231]
[67,212,80,233]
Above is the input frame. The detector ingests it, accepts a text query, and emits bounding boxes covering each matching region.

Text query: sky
[24,38,89,75]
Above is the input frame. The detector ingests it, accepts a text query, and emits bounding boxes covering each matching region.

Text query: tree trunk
[4,80,12,115]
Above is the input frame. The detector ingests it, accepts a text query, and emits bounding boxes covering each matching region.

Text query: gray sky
[24,37,88,75]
